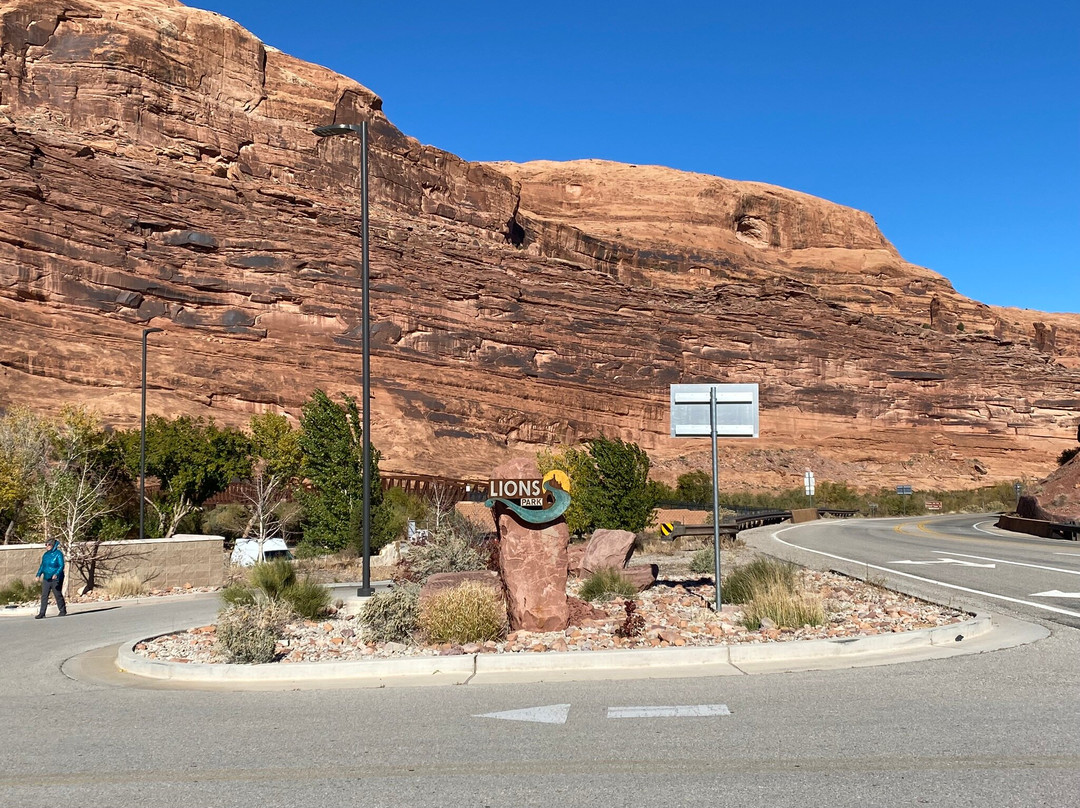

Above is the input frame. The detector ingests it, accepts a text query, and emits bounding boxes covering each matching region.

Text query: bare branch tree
[240,462,289,562]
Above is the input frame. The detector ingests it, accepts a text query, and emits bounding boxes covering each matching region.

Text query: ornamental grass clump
[215,601,293,664]
[577,567,639,603]
[418,581,507,645]
[0,578,39,605]
[721,558,798,604]
[359,582,421,643]
[740,581,826,631]
[104,573,148,599]
[222,560,331,619]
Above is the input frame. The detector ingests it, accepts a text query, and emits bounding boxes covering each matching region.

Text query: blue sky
[191,1,1079,314]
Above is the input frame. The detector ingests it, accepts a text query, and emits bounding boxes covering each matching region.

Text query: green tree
[297,390,390,554]
[537,445,593,535]
[0,408,51,543]
[675,470,713,506]
[541,437,657,535]
[118,415,252,536]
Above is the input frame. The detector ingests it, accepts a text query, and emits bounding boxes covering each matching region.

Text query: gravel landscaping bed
[135,568,967,665]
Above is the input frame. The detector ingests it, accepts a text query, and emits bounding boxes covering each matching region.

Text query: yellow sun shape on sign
[542,469,571,494]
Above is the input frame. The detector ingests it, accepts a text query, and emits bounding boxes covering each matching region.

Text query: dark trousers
[38,577,66,617]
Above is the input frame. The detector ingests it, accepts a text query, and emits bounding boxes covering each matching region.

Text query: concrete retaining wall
[0,535,225,590]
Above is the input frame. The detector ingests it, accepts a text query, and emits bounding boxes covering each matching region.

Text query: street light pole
[140,327,164,541]
[313,121,374,596]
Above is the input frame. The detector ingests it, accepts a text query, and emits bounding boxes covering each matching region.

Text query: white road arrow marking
[1030,590,1080,599]
[607,704,731,719]
[474,704,570,724]
[892,558,996,568]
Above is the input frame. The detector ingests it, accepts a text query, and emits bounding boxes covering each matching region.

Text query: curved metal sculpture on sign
[485,479,571,524]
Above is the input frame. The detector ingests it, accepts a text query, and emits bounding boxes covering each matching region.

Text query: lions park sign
[485,470,571,524]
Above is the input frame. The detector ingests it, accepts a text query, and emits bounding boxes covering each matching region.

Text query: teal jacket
[37,545,64,581]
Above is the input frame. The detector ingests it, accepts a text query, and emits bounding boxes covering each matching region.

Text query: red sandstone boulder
[621,564,659,592]
[581,528,637,574]
[491,458,569,632]
[567,544,586,577]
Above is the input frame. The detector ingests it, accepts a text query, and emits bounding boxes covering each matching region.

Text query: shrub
[1058,447,1079,466]
[418,581,507,645]
[615,599,644,638]
[0,578,39,606]
[248,560,296,601]
[741,582,826,630]
[104,573,147,599]
[578,567,638,602]
[690,546,715,575]
[284,577,331,619]
[215,602,293,664]
[722,558,797,604]
[359,582,421,643]
[220,582,256,608]
[406,519,488,582]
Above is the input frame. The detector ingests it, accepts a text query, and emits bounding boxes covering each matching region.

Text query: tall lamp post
[140,327,164,540]
[313,121,374,596]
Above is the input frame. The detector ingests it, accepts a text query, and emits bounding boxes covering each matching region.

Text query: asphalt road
[754,514,1080,630]
[1,517,1078,808]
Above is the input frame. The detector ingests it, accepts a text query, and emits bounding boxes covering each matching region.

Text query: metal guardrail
[664,506,861,540]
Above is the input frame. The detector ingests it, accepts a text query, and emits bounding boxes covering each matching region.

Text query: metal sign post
[804,470,816,508]
[670,383,759,612]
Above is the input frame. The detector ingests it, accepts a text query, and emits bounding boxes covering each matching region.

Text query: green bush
[359,582,421,643]
[689,546,715,575]
[407,518,489,582]
[0,578,39,606]
[418,581,507,645]
[215,602,292,664]
[222,561,330,619]
[203,504,250,539]
[578,567,638,602]
[220,582,256,607]
[248,560,296,601]
[722,558,797,604]
[741,582,825,630]
[284,577,331,620]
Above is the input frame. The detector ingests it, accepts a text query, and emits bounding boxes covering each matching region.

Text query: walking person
[35,539,67,619]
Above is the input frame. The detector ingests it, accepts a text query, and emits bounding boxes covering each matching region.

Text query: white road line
[893,558,995,568]
[474,704,570,724]
[607,705,731,719]
[931,551,1080,576]
[973,520,1004,536]
[1030,590,1080,599]
[770,525,1080,619]
[1054,552,1080,557]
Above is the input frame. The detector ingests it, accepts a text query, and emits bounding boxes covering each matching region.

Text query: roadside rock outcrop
[489,459,569,632]
[1,0,1078,492]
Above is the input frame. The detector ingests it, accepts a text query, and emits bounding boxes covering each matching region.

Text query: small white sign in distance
[1030,590,1080,599]
[607,704,732,719]
[473,704,570,724]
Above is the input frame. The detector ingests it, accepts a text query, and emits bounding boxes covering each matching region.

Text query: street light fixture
[313,121,374,597]
[140,327,165,541]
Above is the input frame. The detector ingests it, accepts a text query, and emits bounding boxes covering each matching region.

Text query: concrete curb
[116,614,992,686]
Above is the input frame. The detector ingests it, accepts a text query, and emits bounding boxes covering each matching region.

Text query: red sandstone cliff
[1,0,1078,491]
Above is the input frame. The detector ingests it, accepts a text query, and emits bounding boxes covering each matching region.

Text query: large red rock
[580,529,637,574]
[490,458,569,632]
[621,564,659,592]
[0,0,1078,497]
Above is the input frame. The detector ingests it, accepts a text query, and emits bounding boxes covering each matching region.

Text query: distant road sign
[926,501,942,511]
[896,485,913,496]
[804,470,815,496]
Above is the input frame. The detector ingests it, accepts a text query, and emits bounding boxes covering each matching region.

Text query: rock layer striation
[1,0,1078,491]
